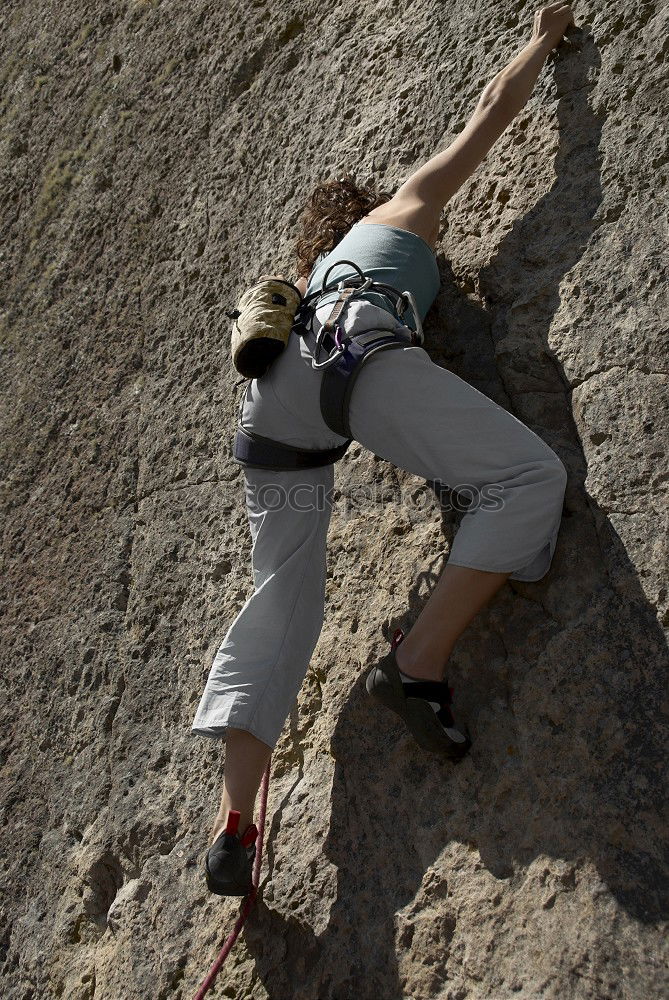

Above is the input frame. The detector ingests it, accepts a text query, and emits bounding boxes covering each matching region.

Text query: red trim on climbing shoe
[225,810,241,836]
[240,824,258,847]
[391,628,405,651]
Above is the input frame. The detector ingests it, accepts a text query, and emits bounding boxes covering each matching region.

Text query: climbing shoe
[205,810,258,896]
[365,628,472,760]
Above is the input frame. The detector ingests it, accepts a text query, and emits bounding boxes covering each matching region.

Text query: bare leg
[209,727,272,846]
[395,564,510,682]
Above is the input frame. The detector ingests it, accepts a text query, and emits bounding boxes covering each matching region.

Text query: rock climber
[194,3,575,895]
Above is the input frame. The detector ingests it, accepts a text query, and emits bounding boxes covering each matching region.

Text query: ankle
[395,639,445,682]
[211,808,254,845]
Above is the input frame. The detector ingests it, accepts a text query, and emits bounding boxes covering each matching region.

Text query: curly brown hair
[293,173,392,280]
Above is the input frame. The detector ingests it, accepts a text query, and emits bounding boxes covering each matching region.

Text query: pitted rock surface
[1,2,667,998]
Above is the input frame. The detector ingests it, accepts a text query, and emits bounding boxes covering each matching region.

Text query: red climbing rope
[192,756,272,1000]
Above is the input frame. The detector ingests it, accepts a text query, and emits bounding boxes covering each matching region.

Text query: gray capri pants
[192,300,567,749]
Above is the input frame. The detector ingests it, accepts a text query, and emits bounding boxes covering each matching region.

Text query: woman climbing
[194,3,576,896]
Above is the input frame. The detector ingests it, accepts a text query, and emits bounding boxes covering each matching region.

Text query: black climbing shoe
[365,628,472,760]
[205,810,258,897]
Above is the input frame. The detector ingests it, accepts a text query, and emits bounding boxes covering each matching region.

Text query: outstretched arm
[393,4,575,216]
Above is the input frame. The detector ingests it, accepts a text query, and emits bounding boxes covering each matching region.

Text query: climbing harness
[192,756,272,1000]
[304,259,424,439]
[233,424,350,471]
[232,259,424,470]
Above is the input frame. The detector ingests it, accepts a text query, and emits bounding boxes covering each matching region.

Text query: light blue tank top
[305,221,440,332]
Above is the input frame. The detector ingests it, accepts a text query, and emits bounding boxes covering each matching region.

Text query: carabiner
[358,276,374,295]
[401,289,424,345]
[311,322,348,371]
[311,343,345,371]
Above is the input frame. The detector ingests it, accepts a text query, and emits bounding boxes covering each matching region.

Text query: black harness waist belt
[233,425,350,471]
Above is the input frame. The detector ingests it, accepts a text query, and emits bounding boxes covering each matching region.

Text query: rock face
[1,1,667,998]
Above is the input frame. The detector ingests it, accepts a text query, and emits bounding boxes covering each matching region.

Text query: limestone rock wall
[1,1,667,998]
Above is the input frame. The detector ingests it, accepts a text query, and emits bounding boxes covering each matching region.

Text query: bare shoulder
[357,199,440,252]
